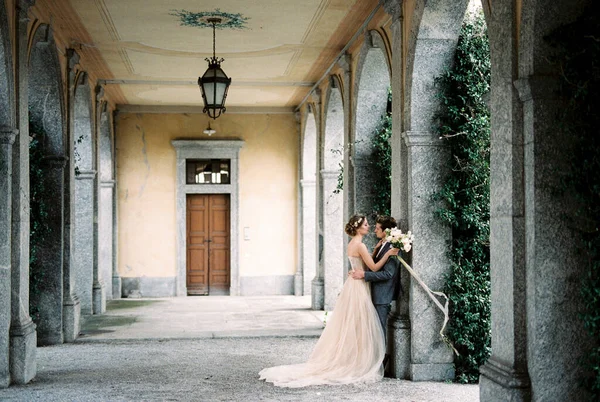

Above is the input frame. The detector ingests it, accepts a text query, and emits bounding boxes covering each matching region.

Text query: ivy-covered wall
[434,11,491,384]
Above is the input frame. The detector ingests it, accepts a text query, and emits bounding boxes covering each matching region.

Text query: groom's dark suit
[364,242,400,341]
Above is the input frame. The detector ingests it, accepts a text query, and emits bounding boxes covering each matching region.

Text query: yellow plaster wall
[116,112,298,280]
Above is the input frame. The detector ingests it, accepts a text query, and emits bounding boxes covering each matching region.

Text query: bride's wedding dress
[259,256,385,388]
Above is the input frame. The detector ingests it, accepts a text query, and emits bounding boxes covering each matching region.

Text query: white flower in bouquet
[384,228,413,253]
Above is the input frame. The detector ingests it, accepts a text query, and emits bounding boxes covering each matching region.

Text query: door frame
[172,139,244,296]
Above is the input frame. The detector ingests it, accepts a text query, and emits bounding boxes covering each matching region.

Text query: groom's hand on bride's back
[350,270,365,280]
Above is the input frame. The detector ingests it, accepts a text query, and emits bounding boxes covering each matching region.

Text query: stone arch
[27,24,68,346]
[300,107,317,300]
[98,103,115,302]
[321,78,345,310]
[352,29,391,248]
[72,73,95,315]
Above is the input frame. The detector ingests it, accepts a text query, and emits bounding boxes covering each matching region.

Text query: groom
[350,215,400,367]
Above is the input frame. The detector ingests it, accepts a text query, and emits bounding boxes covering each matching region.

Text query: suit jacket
[364,242,401,305]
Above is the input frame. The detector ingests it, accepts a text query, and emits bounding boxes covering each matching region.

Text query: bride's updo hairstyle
[344,214,366,237]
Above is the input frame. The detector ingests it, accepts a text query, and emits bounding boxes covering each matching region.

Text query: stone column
[338,54,354,223]
[10,0,37,384]
[519,75,590,400]
[404,132,453,381]
[0,127,17,388]
[321,170,344,311]
[100,180,115,302]
[380,0,411,379]
[479,2,531,398]
[301,179,320,307]
[62,51,81,342]
[293,112,303,296]
[93,90,107,310]
[74,170,96,315]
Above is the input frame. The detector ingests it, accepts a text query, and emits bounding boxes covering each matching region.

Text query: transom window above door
[186,159,231,184]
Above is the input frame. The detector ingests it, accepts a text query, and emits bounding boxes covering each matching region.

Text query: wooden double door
[186,194,230,295]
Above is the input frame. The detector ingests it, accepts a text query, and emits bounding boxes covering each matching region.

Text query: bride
[259,214,399,388]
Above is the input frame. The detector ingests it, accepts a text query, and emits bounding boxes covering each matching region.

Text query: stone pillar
[9,0,37,384]
[63,51,81,342]
[293,112,303,296]
[479,2,531,398]
[112,178,121,299]
[338,54,354,223]
[74,171,96,314]
[404,132,453,381]
[321,170,344,311]
[301,179,320,307]
[520,75,590,400]
[380,0,411,379]
[0,127,17,388]
[93,90,107,310]
[100,180,115,303]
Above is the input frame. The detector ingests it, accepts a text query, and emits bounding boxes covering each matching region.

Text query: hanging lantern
[198,18,231,119]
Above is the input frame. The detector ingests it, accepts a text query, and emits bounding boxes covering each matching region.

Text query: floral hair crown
[352,217,363,227]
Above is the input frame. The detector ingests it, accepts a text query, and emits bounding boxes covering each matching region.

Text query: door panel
[186,194,230,295]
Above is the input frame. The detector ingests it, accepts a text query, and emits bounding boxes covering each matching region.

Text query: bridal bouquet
[384,228,414,253]
[384,227,458,355]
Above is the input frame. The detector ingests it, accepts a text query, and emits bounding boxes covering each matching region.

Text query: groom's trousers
[374,303,391,342]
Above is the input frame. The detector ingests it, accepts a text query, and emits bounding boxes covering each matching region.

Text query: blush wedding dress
[259,256,385,388]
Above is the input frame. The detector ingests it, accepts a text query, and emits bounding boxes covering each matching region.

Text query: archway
[321,80,345,311]
[28,24,68,345]
[353,31,391,250]
[300,108,317,303]
[72,74,95,314]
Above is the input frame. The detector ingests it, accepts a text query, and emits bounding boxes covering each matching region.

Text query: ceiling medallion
[170,9,250,30]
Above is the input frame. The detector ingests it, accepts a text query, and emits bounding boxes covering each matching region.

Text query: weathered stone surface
[301,180,317,298]
[404,134,453,381]
[121,276,177,298]
[321,172,344,311]
[74,172,95,314]
[99,183,114,300]
[0,128,17,388]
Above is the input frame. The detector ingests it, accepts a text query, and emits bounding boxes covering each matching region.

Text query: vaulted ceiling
[40,0,382,109]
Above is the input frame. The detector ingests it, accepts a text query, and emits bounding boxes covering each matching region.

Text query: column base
[62,295,81,342]
[311,277,324,310]
[112,275,122,300]
[294,272,303,296]
[93,281,106,314]
[479,357,531,401]
[410,363,455,381]
[9,319,37,385]
[387,313,410,379]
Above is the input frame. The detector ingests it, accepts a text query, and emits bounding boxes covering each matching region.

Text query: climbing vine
[331,89,392,218]
[29,121,51,323]
[434,11,491,384]
[546,4,600,398]
[370,89,392,217]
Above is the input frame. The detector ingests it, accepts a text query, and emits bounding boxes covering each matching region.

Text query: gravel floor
[0,337,479,402]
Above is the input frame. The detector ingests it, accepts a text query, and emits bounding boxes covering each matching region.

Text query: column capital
[43,155,69,169]
[75,170,97,180]
[0,127,18,145]
[402,131,446,147]
[514,76,560,103]
[379,0,403,20]
[300,179,316,188]
[320,169,340,179]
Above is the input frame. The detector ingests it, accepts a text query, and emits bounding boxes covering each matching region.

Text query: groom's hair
[376,215,397,231]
